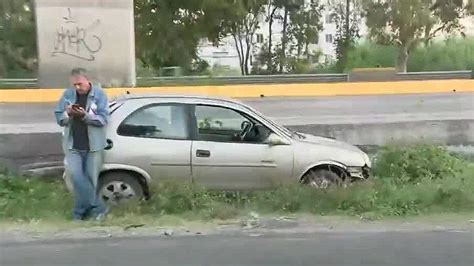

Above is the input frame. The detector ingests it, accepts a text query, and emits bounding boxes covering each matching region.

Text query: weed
[373,144,465,183]
[0,177,71,220]
[1,145,473,223]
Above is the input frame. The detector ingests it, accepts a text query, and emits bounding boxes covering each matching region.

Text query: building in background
[198,0,472,74]
[197,0,367,74]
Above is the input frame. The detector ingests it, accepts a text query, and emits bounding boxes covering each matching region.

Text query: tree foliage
[134,0,232,73]
[363,0,471,72]
[222,0,267,75]
[333,0,362,72]
[256,0,323,74]
[0,0,37,78]
[1,0,472,78]
[346,38,474,72]
[288,1,324,58]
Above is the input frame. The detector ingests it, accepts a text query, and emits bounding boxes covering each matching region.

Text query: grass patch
[1,145,473,224]
[373,145,465,183]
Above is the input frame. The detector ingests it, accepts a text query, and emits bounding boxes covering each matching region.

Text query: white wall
[197,40,241,70]
[35,0,136,87]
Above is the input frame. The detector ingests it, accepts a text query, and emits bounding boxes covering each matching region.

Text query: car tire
[302,169,342,189]
[98,172,144,205]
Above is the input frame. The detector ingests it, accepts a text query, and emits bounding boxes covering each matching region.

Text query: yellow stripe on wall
[1,79,473,103]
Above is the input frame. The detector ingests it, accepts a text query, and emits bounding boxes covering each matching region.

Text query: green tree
[262,0,322,73]
[346,38,474,72]
[407,38,474,72]
[288,1,324,58]
[223,0,267,75]
[134,0,232,74]
[363,0,471,73]
[264,0,282,73]
[332,0,362,72]
[0,0,37,78]
[278,0,305,73]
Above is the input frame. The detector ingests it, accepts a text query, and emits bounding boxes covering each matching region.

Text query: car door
[112,103,192,183]
[191,104,294,190]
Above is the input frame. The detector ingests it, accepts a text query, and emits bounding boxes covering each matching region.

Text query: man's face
[70,75,91,94]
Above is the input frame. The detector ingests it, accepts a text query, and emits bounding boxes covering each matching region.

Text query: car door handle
[196,150,211,158]
[105,139,113,150]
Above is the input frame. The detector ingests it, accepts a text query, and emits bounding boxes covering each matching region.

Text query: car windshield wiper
[295,132,306,139]
[287,129,305,139]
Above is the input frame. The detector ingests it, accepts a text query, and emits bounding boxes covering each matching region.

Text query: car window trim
[190,104,276,144]
[237,104,294,139]
[117,102,193,141]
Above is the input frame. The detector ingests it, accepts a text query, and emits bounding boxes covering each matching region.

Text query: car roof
[112,93,243,106]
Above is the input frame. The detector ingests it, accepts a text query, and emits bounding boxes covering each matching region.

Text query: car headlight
[362,153,372,168]
[346,166,364,179]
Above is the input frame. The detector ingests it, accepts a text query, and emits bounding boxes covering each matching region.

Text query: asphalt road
[1,92,473,134]
[1,231,473,266]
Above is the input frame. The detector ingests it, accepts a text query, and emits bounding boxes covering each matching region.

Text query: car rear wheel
[302,169,342,189]
[99,172,144,205]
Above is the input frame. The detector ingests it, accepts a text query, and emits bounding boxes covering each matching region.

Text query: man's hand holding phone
[67,104,86,118]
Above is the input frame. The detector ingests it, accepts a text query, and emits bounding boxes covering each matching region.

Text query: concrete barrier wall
[1,79,474,103]
[2,119,473,174]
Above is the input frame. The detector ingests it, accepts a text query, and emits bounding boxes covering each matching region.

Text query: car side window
[118,104,189,140]
[194,105,271,143]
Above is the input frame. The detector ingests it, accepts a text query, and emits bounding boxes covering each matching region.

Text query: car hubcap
[101,181,136,204]
[308,177,331,189]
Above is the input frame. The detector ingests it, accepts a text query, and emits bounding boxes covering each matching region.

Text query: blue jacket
[54,84,109,152]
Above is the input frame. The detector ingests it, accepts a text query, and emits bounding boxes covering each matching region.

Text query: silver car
[64,95,371,203]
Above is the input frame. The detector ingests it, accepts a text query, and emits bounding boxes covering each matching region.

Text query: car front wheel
[302,169,342,189]
[98,172,144,205]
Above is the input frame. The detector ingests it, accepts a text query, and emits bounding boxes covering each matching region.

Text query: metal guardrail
[397,70,473,80]
[0,78,38,88]
[0,71,471,88]
[137,73,348,86]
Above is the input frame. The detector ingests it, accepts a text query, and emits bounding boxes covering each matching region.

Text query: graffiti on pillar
[52,8,103,61]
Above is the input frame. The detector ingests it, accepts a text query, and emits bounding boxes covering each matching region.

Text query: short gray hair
[70,67,88,78]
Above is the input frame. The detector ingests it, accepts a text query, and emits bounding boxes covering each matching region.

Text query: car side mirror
[264,133,290,146]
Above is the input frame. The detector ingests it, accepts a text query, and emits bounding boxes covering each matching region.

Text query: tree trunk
[233,35,245,75]
[279,7,289,73]
[238,37,247,75]
[244,35,252,75]
[336,0,351,73]
[305,41,310,60]
[345,0,350,42]
[397,43,409,73]
[0,56,5,78]
[297,39,302,57]
[267,6,277,72]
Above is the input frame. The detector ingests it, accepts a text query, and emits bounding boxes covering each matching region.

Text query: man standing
[55,68,109,221]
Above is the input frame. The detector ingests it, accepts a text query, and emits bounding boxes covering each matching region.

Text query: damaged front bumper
[346,165,371,180]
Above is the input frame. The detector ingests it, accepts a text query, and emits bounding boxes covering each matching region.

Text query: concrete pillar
[34,0,136,88]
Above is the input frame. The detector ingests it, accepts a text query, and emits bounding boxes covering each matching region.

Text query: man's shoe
[94,211,107,222]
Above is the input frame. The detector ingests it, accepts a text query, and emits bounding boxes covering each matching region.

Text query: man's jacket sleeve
[54,90,70,127]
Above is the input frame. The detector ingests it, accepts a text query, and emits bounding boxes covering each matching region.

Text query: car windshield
[238,103,304,139]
